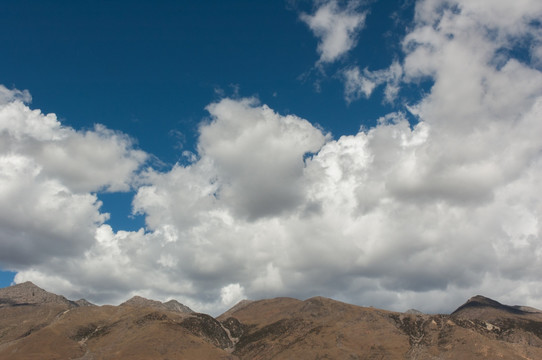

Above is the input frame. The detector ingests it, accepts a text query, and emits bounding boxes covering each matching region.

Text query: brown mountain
[0,283,234,359]
[1,283,542,359]
[218,296,542,359]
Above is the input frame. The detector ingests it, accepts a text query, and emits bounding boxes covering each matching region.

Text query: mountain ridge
[120,294,194,313]
[0,281,79,308]
[452,294,542,321]
[1,282,542,359]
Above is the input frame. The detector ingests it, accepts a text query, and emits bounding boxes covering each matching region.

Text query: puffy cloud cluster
[5,0,542,315]
[300,0,366,64]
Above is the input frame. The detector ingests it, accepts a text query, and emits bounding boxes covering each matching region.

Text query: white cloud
[199,98,329,219]
[0,93,147,192]
[342,61,403,103]
[220,283,246,307]
[0,98,66,142]
[301,0,366,64]
[0,154,106,266]
[0,85,31,104]
[0,87,147,270]
[5,0,542,316]
[342,67,375,101]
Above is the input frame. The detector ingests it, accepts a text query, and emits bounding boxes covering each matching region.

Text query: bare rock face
[0,281,77,308]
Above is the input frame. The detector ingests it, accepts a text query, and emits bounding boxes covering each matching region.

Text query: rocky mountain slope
[1,283,542,359]
[0,281,84,308]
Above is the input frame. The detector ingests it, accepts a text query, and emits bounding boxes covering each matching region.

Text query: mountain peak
[121,295,162,308]
[466,295,502,306]
[405,309,424,315]
[75,298,95,307]
[0,281,77,308]
[121,295,192,313]
[452,295,527,318]
[11,281,39,290]
[163,299,194,313]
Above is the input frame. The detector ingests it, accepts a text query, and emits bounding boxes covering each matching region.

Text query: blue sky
[1,0,542,315]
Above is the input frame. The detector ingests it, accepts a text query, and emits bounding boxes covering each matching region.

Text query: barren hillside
[1,283,542,359]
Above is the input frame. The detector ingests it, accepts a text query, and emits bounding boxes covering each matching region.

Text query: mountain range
[1,282,542,359]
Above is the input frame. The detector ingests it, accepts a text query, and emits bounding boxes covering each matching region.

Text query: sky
[1,0,542,316]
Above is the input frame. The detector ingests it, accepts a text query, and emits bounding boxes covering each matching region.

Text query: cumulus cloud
[0,87,147,270]
[199,98,329,219]
[0,95,147,192]
[0,154,105,266]
[5,0,542,316]
[301,0,366,64]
